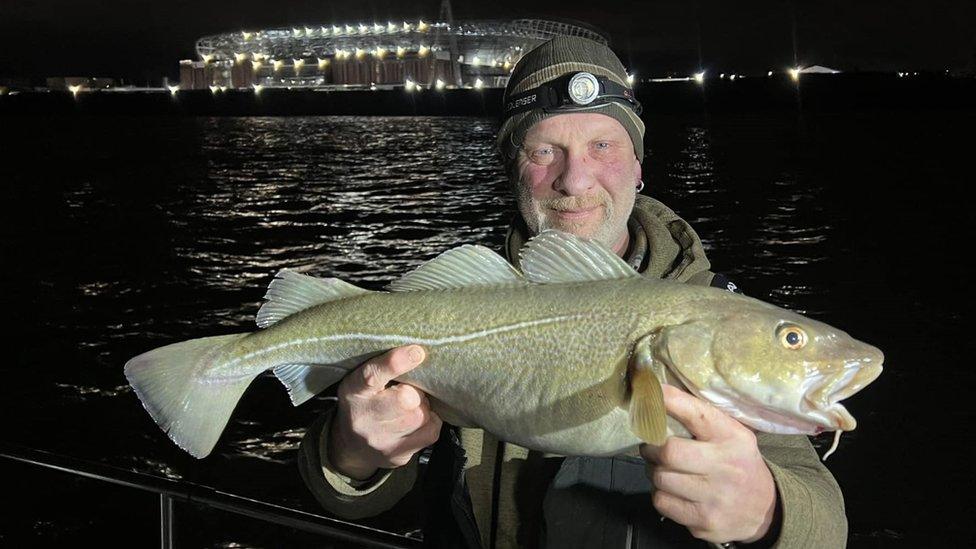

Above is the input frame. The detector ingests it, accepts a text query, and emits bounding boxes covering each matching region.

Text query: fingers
[647,465,710,502]
[652,489,703,530]
[342,345,426,398]
[367,384,425,422]
[660,384,727,441]
[640,439,710,474]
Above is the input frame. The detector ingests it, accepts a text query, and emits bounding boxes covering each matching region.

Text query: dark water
[2,113,973,546]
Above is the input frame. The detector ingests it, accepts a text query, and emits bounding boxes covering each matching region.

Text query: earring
[636,180,645,193]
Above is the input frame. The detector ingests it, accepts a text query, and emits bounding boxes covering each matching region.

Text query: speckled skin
[221,275,881,457]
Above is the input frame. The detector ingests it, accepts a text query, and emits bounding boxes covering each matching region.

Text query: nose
[553,149,595,196]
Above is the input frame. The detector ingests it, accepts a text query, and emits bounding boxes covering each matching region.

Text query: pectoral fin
[629,334,668,445]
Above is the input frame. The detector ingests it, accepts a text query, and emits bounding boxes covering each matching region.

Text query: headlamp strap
[502,72,641,119]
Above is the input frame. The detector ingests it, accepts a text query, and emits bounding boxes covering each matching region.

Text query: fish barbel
[124,231,883,459]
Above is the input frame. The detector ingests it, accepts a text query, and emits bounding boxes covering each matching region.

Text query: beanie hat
[496,35,645,167]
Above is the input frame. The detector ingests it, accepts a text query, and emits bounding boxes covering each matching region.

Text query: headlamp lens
[568,72,600,105]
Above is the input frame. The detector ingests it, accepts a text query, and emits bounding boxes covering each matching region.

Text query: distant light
[234,52,248,63]
[375,47,387,59]
[201,54,213,64]
[168,85,180,96]
[417,20,429,32]
[209,85,219,94]
[345,25,354,34]
[334,25,343,34]
[402,21,412,32]
[503,60,512,70]
[304,27,315,36]
[358,24,368,34]
[626,73,635,85]
[219,86,227,92]
[292,28,302,37]
[472,56,481,66]
[719,73,725,79]
[767,70,773,77]
[418,45,430,57]
[252,60,263,71]
[317,58,329,69]
[435,78,445,90]
[355,48,366,60]
[293,59,305,73]
[68,84,83,97]
[387,22,397,33]
[474,78,484,89]
[457,55,464,63]
[252,83,264,94]
[396,46,406,58]
[273,59,284,71]
[789,67,801,81]
[694,71,705,84]
[242,31,253,41]
[729,74,737,81]
[321,26,329,35]
[373,23,384,33]
[405,79,415,91]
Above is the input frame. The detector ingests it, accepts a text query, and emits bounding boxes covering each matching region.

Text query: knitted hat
[496,35,645,167]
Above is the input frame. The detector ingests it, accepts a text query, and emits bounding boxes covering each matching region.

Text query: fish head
[655,303,883,435]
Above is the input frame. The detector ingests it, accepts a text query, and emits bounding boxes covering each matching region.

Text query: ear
[633,158,642,187]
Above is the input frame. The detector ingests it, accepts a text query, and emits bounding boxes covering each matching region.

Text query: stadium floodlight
[168,85,180,95]
[694,71,705,84]
[789,67,801,81]
[68,84,83,97]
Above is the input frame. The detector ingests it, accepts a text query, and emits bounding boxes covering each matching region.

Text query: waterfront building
[178,19,607,90]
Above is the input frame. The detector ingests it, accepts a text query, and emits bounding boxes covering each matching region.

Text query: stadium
[179,19,608,91]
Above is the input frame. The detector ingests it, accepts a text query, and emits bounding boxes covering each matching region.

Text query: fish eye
[777,324,807,350]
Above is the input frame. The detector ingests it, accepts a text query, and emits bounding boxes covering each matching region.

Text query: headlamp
[502,71,642,120]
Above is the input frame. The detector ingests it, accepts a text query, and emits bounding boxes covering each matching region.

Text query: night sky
[1,0,974,84]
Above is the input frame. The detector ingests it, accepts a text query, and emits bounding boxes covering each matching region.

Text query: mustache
[540,192,610,211]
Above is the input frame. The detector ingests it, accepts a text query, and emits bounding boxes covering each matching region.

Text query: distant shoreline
[3,74,974,116]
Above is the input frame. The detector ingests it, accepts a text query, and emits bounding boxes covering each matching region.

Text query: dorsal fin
[388,244,525,292]
[256,269,371,328]
[519,230,639,284]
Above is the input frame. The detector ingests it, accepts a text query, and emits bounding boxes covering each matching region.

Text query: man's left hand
[640,384,778,544]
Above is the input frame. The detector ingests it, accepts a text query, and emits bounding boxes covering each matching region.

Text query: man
[298,36,847,548]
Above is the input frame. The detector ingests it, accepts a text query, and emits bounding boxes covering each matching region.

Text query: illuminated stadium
[179,19,608,91]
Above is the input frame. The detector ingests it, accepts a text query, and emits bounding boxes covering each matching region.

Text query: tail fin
[124,333,252,458]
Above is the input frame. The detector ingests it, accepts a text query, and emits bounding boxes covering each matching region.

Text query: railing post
[160,493,174,549]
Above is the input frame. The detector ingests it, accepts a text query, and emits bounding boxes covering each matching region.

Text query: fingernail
[408,346,424,364]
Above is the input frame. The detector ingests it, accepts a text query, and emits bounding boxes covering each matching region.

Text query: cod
[125,231,883,460]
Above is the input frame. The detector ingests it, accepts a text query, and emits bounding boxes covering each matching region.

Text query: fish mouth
[803,359,884,431]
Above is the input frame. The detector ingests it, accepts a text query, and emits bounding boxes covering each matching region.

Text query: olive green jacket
[298,195,848,548]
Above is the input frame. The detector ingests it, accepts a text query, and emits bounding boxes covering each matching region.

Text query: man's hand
[327,345,442,480]
[640,384,778,544]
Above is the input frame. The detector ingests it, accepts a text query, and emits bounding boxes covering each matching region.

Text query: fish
[124,230,883,460]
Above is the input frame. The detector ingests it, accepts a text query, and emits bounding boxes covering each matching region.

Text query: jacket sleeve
[755,432,848,548]
[297,406,420,520]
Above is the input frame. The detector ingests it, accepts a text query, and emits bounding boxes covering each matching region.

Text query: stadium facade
[179,19,608,91]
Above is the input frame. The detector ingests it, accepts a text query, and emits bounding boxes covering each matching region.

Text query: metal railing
[1,442,422,549]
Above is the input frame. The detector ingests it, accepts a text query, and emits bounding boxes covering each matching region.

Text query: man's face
[514,112,641,256]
